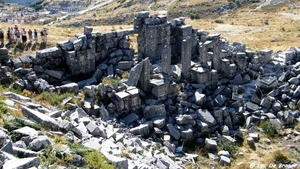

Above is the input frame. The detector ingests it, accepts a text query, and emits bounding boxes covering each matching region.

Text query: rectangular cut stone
[139,58,151,92]
[181,37,192,79]
[115,91,130,100]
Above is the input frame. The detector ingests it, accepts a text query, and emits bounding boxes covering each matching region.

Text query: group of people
[0,25,48,47]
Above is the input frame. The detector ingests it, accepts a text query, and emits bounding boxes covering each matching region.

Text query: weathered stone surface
[166,124,180,140]
[130,123,150,136]
[59,82,79,94]
[195,90,206,106]
[29,136,51,151]
[21,106,59,130]
[126,61,143,86]
[143,104,166,119]
[205,138,217,151]
[45,70,64,79]
[3,157,40,169]
[197,109,217,127]
[14,126,39,137]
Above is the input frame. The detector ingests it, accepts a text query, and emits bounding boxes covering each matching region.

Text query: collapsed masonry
[0,11,300,143]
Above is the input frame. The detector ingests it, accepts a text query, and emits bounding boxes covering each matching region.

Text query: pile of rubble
[0,11,300,168]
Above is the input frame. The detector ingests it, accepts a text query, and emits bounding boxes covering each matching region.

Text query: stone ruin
[0,11,300,168]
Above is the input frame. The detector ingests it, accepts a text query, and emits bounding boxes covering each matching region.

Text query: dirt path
[253,0,291,11]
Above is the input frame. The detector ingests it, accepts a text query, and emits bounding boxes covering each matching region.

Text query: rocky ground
[0,10,300,169]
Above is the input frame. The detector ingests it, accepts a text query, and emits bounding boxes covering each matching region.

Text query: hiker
[28,29,33,42]
[15,29,21,44]
[126,35,131,47]
[33,29,38,42]
[21,28,27,44]
[7,27,10,43]
[14,25,18,32]
[43,28,48,43]
[40,29,45,42]
[0,28,4,47]
[9,27,15,43]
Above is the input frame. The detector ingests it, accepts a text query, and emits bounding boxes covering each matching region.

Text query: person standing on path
[9,27,15,43]
[21,28,27,44]
[28,29,33,42]
[33,29,38,42]
[0,28,4,47]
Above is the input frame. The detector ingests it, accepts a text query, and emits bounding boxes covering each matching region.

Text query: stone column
[199,44,207,64]
[139,58,151,92]
[161,44,171,75]
[181,36,192,79]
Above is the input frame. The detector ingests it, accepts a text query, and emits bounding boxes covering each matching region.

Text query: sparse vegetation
[218,139,238,158]
[35,91,75,108]
[102,77,121,85]
[260,121,278,138]
[273,150,288,163]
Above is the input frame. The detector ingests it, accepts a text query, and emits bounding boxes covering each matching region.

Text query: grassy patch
[35,91,75,108]
[273,150,288,163]
[260,121,278,138]
[102,77,121,85]
[218,139,238,158]
[3,117,42,142]
[85,150,115,169]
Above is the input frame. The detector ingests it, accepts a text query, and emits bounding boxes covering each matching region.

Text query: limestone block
[196,109,217,127]
[166,124,180,140]
[143,104,166,119]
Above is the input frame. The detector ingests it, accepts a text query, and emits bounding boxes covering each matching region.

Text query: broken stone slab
[123,113,139,125]
[14,126,39,137]
[194,90,206,106]
[152,117,166,129]
[4,92,31,102]
[214,95,227,107]
[86,121,104,137]
[219,155,231,166]
[218,150,230,157]
[181,128,193,140]
[125,61,143,86]
[13,146,42,157]
[29,136,51,151]
[57,41,74,51]
[249,133,260,142]
[166,124,181,140]
[196,109,217,127]
[205,138,217,152]
[59,82,79,94]
[21,106,59,130]
[176,114,195,125]
[130,123,151,137]
[143,104,166,119]
[82,137,102,150]
[2,157,40,169]
[118,61,132,70]
[44,70,64,79]
[77,77,97,89]
[247,137,255,148]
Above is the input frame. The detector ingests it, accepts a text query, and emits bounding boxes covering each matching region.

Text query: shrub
[215,19,225,24]
[36,92,74,108]
[3,117,42,132]
[273,150,288,163]
[122,71,130,79]
[102,77,121,85]
[85,150,114,169]
[188,9,200,20]
[218,140,238,157]
[260,121,278,138]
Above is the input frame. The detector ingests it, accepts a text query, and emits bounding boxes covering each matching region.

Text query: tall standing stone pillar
[181,36,192,79]
[139,58,151,92]
[161,44,171,74]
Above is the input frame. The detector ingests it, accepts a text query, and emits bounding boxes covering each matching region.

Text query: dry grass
[186,1,300,51]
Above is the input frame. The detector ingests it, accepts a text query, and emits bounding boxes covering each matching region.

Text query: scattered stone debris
[0,11,300,168]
